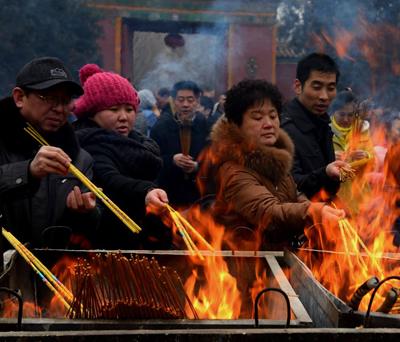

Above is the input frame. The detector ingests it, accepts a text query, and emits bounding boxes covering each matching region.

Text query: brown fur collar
[210,118,294,184]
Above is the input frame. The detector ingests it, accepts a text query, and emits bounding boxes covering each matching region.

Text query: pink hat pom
[79,64,103,86]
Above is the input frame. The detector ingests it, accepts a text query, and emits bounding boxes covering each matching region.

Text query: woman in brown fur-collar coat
[210,80,345,250]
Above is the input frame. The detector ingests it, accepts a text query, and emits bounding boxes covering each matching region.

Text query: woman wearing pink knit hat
[73,64,171,249]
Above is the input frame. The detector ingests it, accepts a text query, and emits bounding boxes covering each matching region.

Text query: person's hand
[182,161,198,173]
[349,150,369,161]
[145,188,168,213]
[30,146,71,179]
[173,153,198,173]
[326,160,351,180]
[320,204,345,226]
[66,186,96,213]
[308,202,345,226]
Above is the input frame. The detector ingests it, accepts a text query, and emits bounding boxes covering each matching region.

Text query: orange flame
[301,119,400,311]
[320,28,356,62]
[314,16,400,95]
[183,207,242,319]
[1,300,41,318]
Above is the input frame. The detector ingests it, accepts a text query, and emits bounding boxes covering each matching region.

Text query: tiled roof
[276,45,306,59]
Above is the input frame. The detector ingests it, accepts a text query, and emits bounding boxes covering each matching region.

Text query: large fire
[305,15,400,312]
[2,18,400,321]
[0,208,285,320]
[183,207,242,319]
[299,119,400,311]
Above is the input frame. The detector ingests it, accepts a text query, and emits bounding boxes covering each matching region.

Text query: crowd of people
[0,52,399,262]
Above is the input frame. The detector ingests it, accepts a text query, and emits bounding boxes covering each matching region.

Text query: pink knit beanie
[73,64,140,117]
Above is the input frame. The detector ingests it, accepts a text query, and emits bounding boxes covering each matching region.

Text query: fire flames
[0,207,284,320]
[300,118,400,311]
[183,207,242,319]
[304,15,400,312]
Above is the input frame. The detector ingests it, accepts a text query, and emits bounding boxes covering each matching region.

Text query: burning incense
[167,204,214,251]
[24,123,142,234]
[349,157,372,168]
[69,253,198,320]
[165,204,214,260]
[331,202,385,279]
[338,156,372,182]
[339,166,356,182]
[2,228,73,311]
[338,220,353,268]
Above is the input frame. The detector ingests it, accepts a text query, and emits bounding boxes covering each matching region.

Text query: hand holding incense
[24,123,142,234]
[339,166,356,182]
[165,204,214,260]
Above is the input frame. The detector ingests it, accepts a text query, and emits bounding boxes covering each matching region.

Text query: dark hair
[200,96,214,110]
[329,90,356,116]
[224,79,282,126]
[20,87,32,95]
[296,53,340,86]
[171,80,201,98]
[201,84,214,92]
[157,87,170,97]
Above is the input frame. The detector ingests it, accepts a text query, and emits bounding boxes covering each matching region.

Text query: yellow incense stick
[24,124,141,234]
[166,204,214,251]
[331,202,383,277]
[166,206,204,260]
[349,157,372,168]
[339,220,353,269]
[341,219,384,278]
[2,228,72,311]
[3,230,73,302]
[340,220,370,272]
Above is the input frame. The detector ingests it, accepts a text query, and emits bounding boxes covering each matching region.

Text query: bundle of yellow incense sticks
[24,124,141,234]
[166,204,214,260]
[349,156,372,169]
[339,166,356,182]
[338,156,373,182]
[2,228,73,311]
[331,202,384,279]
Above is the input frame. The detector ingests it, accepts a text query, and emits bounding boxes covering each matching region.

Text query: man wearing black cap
[0,57,99,249]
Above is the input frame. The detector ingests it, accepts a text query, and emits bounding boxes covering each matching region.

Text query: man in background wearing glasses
[0,57,99,257]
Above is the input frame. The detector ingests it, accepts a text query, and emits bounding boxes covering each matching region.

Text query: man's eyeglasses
[34,93,72,107]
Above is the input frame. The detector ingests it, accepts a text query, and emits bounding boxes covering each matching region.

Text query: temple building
[87,0,299,99]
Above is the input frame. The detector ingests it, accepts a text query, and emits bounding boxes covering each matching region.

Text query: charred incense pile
[69,253,198,320]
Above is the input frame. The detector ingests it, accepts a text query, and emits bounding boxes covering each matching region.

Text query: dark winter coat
[210,118,311,250]
[150,110,210,206]
[74,119,164,249]
[281,98,340,199]
[0,97,99,248]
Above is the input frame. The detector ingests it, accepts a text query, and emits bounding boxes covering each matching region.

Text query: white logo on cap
[50,68,67,78]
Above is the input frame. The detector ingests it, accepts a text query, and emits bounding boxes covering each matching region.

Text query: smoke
[132,0,255,95]
[135,27,226,93]
[278,0,400,110]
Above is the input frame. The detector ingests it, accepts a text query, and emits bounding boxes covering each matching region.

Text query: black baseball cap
[16,57,83,96]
